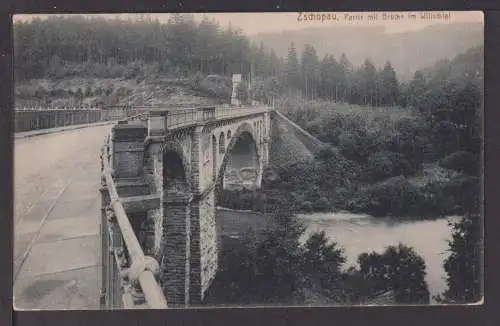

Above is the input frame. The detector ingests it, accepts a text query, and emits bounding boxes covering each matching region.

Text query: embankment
[268,110,325,166]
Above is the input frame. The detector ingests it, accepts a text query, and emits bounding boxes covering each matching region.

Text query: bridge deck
[14,125,111,310]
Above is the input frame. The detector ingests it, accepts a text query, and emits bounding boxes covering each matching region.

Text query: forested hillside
[419,45,484,93]
[13,15,483,111]
[251,23,483,81]
[254,43,483,218]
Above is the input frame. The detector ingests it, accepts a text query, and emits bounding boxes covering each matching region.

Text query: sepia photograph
[12,11,483,310]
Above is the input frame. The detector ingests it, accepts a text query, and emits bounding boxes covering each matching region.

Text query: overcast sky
[13,11,483,35]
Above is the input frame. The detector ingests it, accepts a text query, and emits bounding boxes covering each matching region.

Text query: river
[297,212,459,304]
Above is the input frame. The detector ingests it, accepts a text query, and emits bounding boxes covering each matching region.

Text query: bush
[84,85,93,97]
[313,197,331,211]
[436,214,481,303]
[356,176,422,217]
[299,200,313,212]
[357,244,430,304]
[198,75,232,101]
[301,231,346,295]
[439,150,479,176]
[189,71,205,89]
[362,151,416,183]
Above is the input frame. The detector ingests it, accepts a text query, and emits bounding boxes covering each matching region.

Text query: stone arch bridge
[101,105,275,307]
[13,94,325,310]
[98,102,326,309]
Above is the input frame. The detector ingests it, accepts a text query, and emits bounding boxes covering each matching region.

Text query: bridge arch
[163,150,191,194]
[158,141,194,305]
[214,122,260,195]
[219,132,225,154]
[159,139,192,192]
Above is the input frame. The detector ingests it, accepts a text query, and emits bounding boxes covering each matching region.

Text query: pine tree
[283,42,301,94]
[252,41,266,78]
[300,44,320,100]
[436,214,482,303]
[302,231,346,296]
[338,53,353,102]
[319,54,339,101]
[405,70,428,110]
[359,58,378,106]
[378,61,399,106]
[195,16,220,74]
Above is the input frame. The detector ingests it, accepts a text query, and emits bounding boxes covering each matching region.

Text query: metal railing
[151,104,269,131]
[100,138,167,310]
[14,107,151,133]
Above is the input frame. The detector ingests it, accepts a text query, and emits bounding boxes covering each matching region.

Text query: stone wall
[161,194,191,306]
[199,190,218,298]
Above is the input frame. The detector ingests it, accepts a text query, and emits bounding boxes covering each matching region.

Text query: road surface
[13,125,111,310]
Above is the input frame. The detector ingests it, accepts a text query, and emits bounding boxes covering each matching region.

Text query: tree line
[14,15,260,81]
[14,15,482,114]
[15,15,407,108]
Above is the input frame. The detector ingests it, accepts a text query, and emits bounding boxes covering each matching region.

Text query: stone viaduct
[103,105,272,307]
[99,77,326,309]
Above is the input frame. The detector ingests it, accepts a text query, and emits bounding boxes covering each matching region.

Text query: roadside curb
[14,121,116,140]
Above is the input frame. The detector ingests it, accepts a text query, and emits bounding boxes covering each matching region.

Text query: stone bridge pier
[108,107,270,307]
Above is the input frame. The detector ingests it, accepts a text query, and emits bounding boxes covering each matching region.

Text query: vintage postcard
[12,11,483,310]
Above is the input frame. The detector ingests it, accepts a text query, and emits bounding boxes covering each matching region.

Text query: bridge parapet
[146,105,270,136]
[100,127,167,310]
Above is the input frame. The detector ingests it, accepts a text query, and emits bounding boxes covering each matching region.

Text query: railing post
[110,121,150,230]
[55,110,60,128]
[106,207,129,309]
[107,210,115,309]
[148,110,168,136]
[99,163,110,308]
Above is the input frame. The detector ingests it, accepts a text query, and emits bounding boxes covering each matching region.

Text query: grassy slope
[15,75,222,108]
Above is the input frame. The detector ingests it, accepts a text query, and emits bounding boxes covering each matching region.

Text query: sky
[13,11,483,35]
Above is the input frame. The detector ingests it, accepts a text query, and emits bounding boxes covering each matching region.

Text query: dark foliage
[435,214,482,303]
[356,244,430,304]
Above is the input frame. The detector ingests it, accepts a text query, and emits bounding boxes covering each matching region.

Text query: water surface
[298,212,458,303]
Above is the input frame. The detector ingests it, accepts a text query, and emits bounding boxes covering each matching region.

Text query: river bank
[215,208,457,305]
[297,212,458,303]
